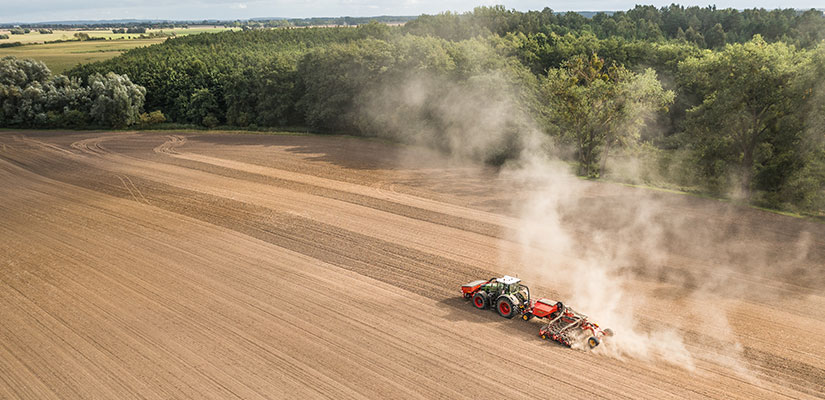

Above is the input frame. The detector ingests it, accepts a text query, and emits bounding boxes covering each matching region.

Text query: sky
[1,0,823,23]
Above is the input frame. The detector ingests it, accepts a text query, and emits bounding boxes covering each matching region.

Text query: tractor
[461,276,531,319]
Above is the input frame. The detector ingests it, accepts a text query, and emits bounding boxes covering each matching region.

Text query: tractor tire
[496,296,516,319]
[522,312,534,321]
[588,336,600,349]
[472,292,489,309]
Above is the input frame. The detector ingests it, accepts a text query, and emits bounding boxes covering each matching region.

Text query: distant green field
[0,26,235,44]
[0,26,236,73]
[0,39,167,73]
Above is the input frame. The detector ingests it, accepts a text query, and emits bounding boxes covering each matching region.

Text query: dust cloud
[357,68,819,374]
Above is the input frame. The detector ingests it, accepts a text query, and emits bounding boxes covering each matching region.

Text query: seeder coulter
[538,304,613,349]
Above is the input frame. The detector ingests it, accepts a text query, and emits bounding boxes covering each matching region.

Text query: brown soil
[0,130,823,399]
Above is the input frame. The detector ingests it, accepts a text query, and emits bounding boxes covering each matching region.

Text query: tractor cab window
[516,285,529,300]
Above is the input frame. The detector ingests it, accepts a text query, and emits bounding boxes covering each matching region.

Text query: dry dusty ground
[0,130,823,399]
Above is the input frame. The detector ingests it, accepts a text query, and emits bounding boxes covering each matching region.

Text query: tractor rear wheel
[472,292,488,309]
[496,297,516,319]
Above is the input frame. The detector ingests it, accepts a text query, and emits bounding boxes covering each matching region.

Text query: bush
[202,114,219,128]
[139,110,166,124]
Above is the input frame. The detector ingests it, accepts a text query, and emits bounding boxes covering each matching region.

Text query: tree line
[3,5,824,213]
[404,5,825,48]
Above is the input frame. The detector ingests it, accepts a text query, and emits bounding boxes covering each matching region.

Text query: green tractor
[461,276,531,319]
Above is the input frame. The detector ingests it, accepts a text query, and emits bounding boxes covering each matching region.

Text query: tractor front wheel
[472,292,489,309]
[496,297,516,319]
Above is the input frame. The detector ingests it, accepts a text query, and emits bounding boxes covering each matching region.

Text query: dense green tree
[543,54,673,176]
[0,57,145,128]
[705,23,727,48]
[224,54,300,127]
[678,36,810,199]
[185,87,220,127]
[775,45,825,210]
[401,5,825,49]
[88,72,146,128]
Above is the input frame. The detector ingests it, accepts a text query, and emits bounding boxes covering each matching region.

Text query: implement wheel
[588,336,600,349]
[496,297,516,319]
[472,292,489,309]
[555,301,565,313]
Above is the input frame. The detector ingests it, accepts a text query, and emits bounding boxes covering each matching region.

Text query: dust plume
[355,71,534,164]
[499,155,696,370]
[356,65,821,375]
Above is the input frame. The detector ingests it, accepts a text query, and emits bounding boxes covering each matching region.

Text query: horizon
[2,1,823,24]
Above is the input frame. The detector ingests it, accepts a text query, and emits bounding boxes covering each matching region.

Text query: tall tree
[88,72,146,128]
[678,36,808,198]
[543,53,673,177]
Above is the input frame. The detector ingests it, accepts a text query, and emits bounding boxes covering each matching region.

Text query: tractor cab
[496,276,530,302]
[482,276,519,293]
[496,276,520,290]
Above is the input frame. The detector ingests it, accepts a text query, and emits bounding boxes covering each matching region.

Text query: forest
[2,5,824,213]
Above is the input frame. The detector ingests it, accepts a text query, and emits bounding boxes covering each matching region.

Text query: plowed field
[1,130,823,399]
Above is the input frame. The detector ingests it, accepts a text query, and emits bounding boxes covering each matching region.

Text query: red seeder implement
[538,304,613,349]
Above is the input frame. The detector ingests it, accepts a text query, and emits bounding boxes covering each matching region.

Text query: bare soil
[0,130,823,399]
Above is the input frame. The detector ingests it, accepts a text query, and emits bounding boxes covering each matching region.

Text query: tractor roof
[496,275,521,285]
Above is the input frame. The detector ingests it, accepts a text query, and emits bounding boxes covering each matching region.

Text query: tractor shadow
[437,296,568,348]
